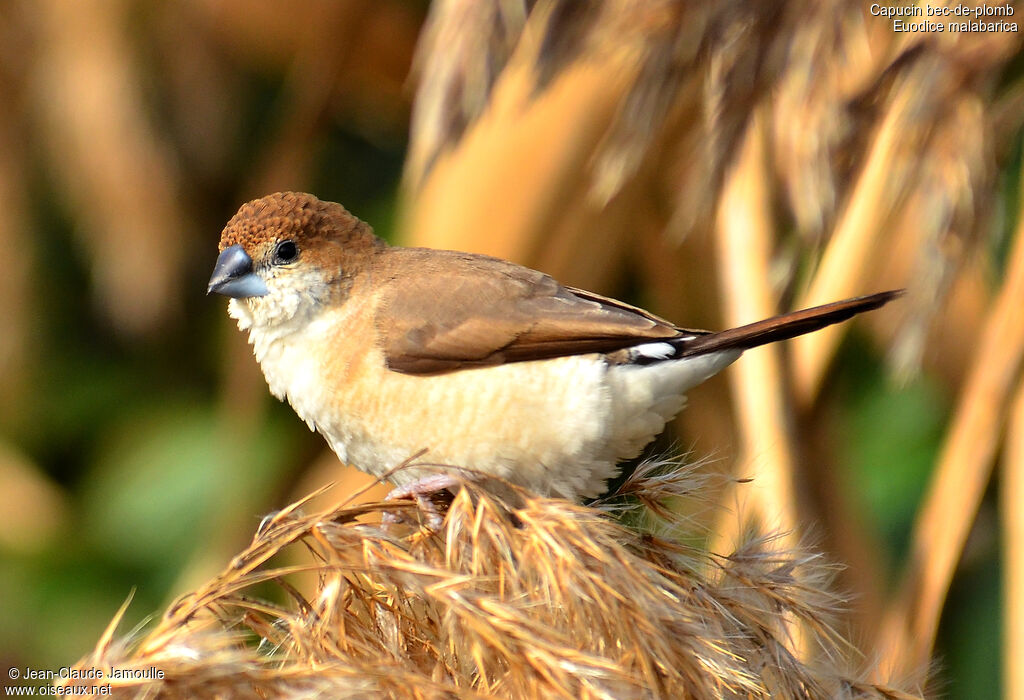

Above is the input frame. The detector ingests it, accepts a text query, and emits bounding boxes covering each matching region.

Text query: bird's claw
[383,474,460,529]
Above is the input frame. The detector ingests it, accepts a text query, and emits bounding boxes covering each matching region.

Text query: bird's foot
[383,474,460,529]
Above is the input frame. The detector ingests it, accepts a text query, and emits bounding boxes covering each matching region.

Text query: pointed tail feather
[678,290,904,357]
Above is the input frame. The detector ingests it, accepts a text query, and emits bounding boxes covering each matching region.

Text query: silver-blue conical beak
[207,244,269,298]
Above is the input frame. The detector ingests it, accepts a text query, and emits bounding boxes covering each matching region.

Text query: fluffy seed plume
[63,463,921,699]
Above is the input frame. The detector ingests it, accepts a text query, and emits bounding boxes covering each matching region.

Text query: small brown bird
[209,192,899,502]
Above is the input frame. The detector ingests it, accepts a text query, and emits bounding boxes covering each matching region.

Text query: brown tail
[678,290,904,357]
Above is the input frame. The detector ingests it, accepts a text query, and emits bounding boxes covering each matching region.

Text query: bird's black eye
[274,240,298,264]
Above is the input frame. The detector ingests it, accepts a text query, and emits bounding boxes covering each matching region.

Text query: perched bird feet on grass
[382,474,460,529]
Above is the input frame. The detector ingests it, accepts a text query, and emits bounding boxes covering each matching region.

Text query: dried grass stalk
[714,113,800,548]
[1004,379,1024,700]
[66,465,920,699]
[790,87,908,404]
[876,176,1024,676]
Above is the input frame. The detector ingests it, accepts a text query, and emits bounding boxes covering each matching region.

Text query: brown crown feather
[218,191,378,255]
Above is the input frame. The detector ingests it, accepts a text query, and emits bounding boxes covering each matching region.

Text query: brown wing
[373,248,686,374]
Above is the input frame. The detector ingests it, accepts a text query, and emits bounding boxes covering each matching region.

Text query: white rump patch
[633,342,676,361]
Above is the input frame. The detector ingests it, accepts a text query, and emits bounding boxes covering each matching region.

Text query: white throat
[228,296,338,424]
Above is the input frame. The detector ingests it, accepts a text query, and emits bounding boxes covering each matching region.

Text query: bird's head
[208,192,383,330]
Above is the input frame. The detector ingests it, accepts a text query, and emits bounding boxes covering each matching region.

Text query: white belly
[324,353,618,500]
